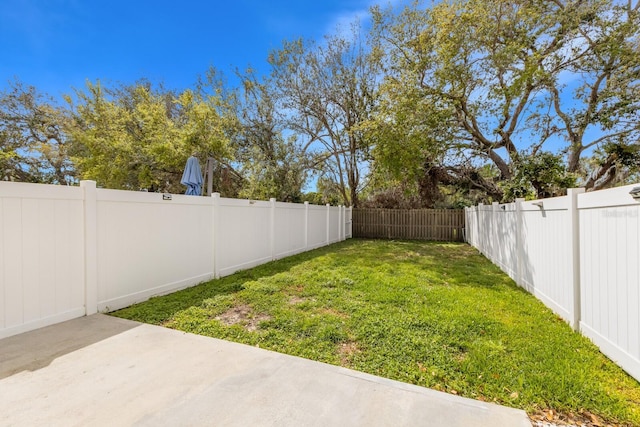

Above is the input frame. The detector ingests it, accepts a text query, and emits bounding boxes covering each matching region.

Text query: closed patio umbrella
[181,156,203,195]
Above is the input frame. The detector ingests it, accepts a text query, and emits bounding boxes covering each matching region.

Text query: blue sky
[1,0,397,99]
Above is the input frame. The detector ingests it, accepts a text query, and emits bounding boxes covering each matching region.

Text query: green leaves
[268,25,382,206]
[370,0,640,204]
[235,69,307,202]
[501,151,577,200]
[67,80,236,192]
[0,80,73,184]
[2,0,637,203]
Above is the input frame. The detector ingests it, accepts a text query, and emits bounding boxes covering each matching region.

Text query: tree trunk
[488,149,512,180]
[585,155,617,191]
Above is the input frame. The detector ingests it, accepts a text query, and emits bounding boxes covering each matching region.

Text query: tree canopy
[370,0,639,203]
[268,26,380,207]
[0,81,73,184]
[1,0,638,206]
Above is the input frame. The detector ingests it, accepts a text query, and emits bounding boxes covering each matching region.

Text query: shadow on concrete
[0,315,140,379]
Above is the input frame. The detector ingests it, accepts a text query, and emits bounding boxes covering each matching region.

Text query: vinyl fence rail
[353,208,465,241]
[465,184,640,382]
[0,180,352,339]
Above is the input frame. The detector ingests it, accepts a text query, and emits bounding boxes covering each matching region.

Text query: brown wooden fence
[352,208,465,242]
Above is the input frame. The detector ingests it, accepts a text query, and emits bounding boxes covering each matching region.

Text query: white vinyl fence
[466,184,640,381]
[0,181,352,339]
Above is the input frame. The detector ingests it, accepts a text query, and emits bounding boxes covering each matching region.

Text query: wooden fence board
[352,208,465,242]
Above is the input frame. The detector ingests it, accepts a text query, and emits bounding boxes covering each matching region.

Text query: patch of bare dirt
[453,352,467,363]
[292,284,305,292]
[288,296,307,305]
[338,341,361,366]
[214,304,271,332]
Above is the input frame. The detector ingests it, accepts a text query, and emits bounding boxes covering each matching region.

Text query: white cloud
[322,0,411,39]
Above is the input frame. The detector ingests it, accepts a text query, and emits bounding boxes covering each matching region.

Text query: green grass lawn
[111,239,640,426]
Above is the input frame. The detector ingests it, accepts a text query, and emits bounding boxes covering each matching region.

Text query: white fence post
[477,203,484,255]
[568,188,585,331]
[338,205,342,241]
[304,201,309,249]
[326,203,330,245]
[270,198,276,260]
[212,192,220,279]
[463,207,468,243]
[515,198,524,288]
[491,202,500,263]
[81,180,98,315]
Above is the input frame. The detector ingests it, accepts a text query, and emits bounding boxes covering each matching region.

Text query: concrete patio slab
[0,314,531,427]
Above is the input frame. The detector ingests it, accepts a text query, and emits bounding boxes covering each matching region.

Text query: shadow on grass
[110,240,356,324]
[111,238,531,326]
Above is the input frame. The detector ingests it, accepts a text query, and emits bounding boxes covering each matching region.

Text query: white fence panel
[215,198,272,277]
[578,186,640,380]
[307,205,328,249]
[0,182,85,339]
[0,181,350,339]
[474,205,494,261]
[274,202,306,259]
[329,206,341,244]
[491,203,518,282]
[467,198,574,323]
[465,206,478,248]
[520,197,573,322]
[466,184,640,381]
[96,190,214,312]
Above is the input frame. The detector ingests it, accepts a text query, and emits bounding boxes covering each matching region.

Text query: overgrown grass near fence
[112,239,640,426]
